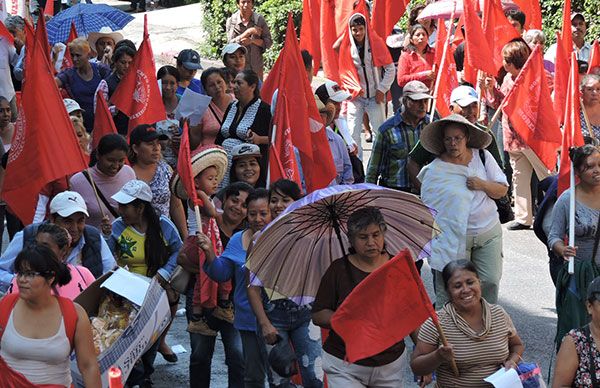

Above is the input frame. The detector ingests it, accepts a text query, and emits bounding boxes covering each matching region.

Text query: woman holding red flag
[397,24,436,88]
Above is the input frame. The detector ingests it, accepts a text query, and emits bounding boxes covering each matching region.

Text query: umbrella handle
[434,320,460,377]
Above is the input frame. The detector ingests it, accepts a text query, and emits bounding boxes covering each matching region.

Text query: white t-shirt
[466,149,508,235]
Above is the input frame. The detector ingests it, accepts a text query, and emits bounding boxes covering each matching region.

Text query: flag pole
[433,320,460,376]
[568,160,575,274]
[194,204,202,235]
[428,5,456,120]
[581,100,596,142]
[86,168,107,219]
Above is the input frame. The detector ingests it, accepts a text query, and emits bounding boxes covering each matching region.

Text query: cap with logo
[232,143,261,160]
[222,43,248,60]
[50,191,89,217]
[176,49,203,70]
[63,99,85,114]
[112,180,153,204]
[450,85,479,107]
[403,81,434,100]
[129,125,169,145]
[315,80,352,104]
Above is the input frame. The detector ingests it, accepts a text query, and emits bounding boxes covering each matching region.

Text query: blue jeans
[186,279,245,388]
[239,330,269,388]
[263,300,323,388]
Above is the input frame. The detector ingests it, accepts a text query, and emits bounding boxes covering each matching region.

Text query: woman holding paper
[411,260,524,388]
[548,145,600,349]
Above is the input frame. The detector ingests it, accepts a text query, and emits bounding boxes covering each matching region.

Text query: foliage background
[198,0,599,69]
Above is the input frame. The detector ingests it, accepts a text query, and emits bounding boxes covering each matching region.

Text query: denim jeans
[239,330,269,388]
[263,300,323,388]
[186,279,245,388]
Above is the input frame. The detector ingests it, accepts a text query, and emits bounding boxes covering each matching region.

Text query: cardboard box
[71,268,171,388]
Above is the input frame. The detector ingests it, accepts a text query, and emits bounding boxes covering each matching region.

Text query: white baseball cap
[450,85,479,107]
[50,191,89,217]
[63,98,84,114]
[232,143,261,160]
[315,80,352,104]
[112,180,153,204]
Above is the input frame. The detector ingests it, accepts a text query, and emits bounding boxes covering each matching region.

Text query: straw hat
[171,145,229,200]
[420,114,492,155]
[87,27,123,51]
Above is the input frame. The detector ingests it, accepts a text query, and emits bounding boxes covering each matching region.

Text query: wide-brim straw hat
[420,114,492,156]
[171,145,229,200]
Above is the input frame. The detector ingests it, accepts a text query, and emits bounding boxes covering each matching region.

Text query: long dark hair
[130,199,169,277]
[15,244,72,287]
[405,24,430,53]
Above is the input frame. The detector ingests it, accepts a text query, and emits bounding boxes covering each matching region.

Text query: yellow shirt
[116,226,148,276]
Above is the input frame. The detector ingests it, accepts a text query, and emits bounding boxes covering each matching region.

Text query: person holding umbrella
[312,207,421,387]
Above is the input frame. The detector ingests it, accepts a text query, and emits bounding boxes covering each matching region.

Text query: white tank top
[0,311,73,386]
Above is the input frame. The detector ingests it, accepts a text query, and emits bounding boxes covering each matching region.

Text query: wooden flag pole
[433,319,460,376]
[86,168,107,219]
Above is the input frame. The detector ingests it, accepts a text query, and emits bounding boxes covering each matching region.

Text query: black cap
[268,335,298,378]
[129,124,168,145]
[588,277,600,301]
[176,49,202,70]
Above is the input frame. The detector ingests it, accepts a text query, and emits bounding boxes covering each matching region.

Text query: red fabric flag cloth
[433,18,448,70]
[501,45,561,171]
[270,14,336,192]
[553,32,570,125]
[59,22,78,72]
[435,42,459,118]
[299,0,321,74]
[3,27,88,224]
[452,15,465,47]
[331,249,437,363]
[319,0,340,82]
[176,121,202,207]
[34,11,54,74]
[0,20,15,46]
[370,0,408,39]
[338,1,393,99]
[463,0,496,75]
[333,0,355,39]
[92,90,118,150]
[588,40,600,74]
[110,15,166,134]
[511,0,542,30]
[43,0,53,16]
[270,95,302,188]
[558,52,585,196]
[482,0,520,71]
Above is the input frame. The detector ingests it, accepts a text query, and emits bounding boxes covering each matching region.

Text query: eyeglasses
[15,271,44,279]
[443,135,467,144]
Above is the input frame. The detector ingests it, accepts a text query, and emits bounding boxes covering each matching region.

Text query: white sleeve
[33,194,50,223]
[483,149,508,185]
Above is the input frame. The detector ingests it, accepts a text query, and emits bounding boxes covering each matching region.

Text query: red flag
[3,28,88,224]
[338,1,392,99]
[43,0,53,16]
[333,0,355,39]
[463,0,496,75]
[452,15,465,47]
[270,96,302,188]
[299,0,321,74]
[110,15,166,134]
[588,40,600,74]
[501,45,561,170]
[370,0,408,39]
[34,9,53,74]
[482,0,520,71]
[269,14,336,192]
[0,20,15,46]
[92,91,118,150]
[320,0,340,82]
[331,250,437,363]
[59,22,78,72]
[511,0,542,30]
[176,122,202,206]
[433,18,448,70]
[435,42,459,118]
[558,52,585,196]
[554,32,570,125]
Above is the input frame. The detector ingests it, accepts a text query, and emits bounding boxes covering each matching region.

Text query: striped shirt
[418,303,516,387]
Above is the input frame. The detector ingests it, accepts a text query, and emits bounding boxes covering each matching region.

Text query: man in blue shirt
[175,49,205,96]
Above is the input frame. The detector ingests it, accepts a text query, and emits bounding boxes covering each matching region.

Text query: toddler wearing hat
[172,145,233,335]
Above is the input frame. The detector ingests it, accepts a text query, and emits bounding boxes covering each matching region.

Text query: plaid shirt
[366,112,431,188]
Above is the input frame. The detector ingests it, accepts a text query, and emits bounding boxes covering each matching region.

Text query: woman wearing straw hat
[417,114,508,307]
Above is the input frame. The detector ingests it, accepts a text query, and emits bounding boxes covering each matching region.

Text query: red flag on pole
[110,15,166,134]
[435,42,459,118]
[319,0,340,82]
[558,52,585,196]
[34,9,54,74]
[43,0,53,16]
[270,96,302,188]
[3,27,88,224]
[370,0,408,39]
[299,0,321,75]
[59,22,78,72]
[331,250,437,363]
[92,90,118,150]
[463,0,496,75]
[482,0,520,71]
[501,45,561,171]
[176,121,202,206]
[433,18,448,70]
[511,0,542,30]
[270,14,336,192]
[554,32,571,125]
[333,0,355,39]
[0,20,15,46]
[588,40,600,74]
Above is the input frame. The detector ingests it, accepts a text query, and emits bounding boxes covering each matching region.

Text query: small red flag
[588,40,600,74]
[554,32,571,125]
[270,96,302,188]
[463,0,496,75]
[319,0,340,82]
[59,22,78,72]
[433,18,448,70]
[331,250,437,363]
[3,26,88,224]
[92,90,118,150]
[482,0,520,71]
[299,0,321,75]
[452,15,465,47]
[435,42,459,118]
[338,1,392,99]
[176,122,202,206]
[558,52,585,196]
[43,0,53,16]
[110,15,166,134]
[370,0,408,39]
[501,45,561,171]
[0,20,14,46]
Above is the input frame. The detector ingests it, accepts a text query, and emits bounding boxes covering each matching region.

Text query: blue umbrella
[47,3,134,44]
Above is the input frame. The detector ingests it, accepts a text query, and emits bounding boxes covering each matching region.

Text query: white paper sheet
[484,367,523,388]
[174,88,212,126]
[100,268,150,306]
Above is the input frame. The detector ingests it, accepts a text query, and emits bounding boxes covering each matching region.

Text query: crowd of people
[0,0,600,387]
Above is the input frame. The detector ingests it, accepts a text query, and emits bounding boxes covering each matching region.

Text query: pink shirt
[9,264,95,300]
[196,101,227,146]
